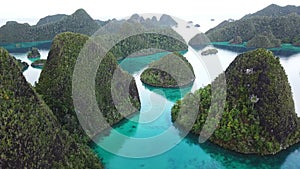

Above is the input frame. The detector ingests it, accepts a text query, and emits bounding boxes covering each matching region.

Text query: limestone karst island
[1,2,300,169]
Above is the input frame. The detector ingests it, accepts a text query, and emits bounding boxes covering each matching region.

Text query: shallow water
[11,50,49,85]
[92,48,300,169]
[11,47,300,169]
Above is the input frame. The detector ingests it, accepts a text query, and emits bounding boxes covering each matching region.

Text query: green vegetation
[242,4,300,19]
[229,36,243,44]
[293,41,300,47]
[108,33,188,60]
[201,48,218,56]
[246,31,281,48]
[27,47,41,58]
[31,59,47,69]
[188,33,210,49]
[211,42,300,57]
[172,48,300,155]
[205,5,300,47]
[140,52,195,88]
[36,14,67,26]
[16,59,29,72]
[0,9,100,43]
[0,40,52,53]
[36,32,140,143]
[0,48,102,168]
[0,21,31,43]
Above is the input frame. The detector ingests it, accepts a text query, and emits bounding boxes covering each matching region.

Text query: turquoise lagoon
[11,47,300,169]
[12,50,49,85]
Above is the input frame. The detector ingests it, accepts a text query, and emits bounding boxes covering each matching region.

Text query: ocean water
[11,50,49,85]
[10,47,300,169]
[92,48,300,169]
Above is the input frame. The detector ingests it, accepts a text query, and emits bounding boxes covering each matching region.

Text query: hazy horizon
[1,0,300,32]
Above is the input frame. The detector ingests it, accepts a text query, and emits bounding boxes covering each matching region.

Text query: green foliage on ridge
[108,33,188,60]
[31,59,47,69]
[27,47,41,58]
[16,59,29,72]
[246,31,281,48]
[0,9,100,43]
[242,4,300,19]
[205,4,300,47]
[140,52,195,88]
[0,48,103,168]
[172,48,300,155]
[36,14,67,26]
[36,32,141,142]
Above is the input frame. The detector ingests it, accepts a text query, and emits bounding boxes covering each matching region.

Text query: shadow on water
[185,134,300,169]
[0,41,52,53]
[92,47,300,169]
[142,83,192,102]
[211,43,300,57]
[118,50,188,75]
[90,113,141,163]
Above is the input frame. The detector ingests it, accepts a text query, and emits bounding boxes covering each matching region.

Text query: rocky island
[140,52,195,88]
[27,47,40,59]
[205,4,300,49]
[16,59,29,72]
[36,32,141,138]
[188,33,210,50]
[201,48,218,56]
[31,59,46,69]
[172,48,300,155]
[0,9,100,43]
[0,48,103,168]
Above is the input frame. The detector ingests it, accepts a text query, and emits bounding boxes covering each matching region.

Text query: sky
[0,0,299,32]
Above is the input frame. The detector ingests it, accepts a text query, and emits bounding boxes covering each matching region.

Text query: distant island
[172,48,300,155]
[140,52,195,88]
[204,4,300,49]
[27,47,40,59]
[0,10,181,44]
[201,48,218,56]
[187,4,300,54]
[0,9,100,43]
[31,59,46,69]
[188,33,210,50]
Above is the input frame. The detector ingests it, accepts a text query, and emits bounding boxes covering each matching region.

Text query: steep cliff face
[0,48,102,168]
[172,48,300,155]
[36,32,141,139]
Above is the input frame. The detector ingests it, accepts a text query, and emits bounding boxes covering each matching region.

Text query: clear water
[11,50,49,85]
[92,48,300,169]
[10,48,300,169]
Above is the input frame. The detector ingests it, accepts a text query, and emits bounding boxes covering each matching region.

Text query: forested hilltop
[205,4,300,48]
[0,48,103,168]
[172,49,300,155]
[140,52,195,88]
[0,9,183,44]
[36,32,141,141]
[91,14,187,60]
[0,9,100,43]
